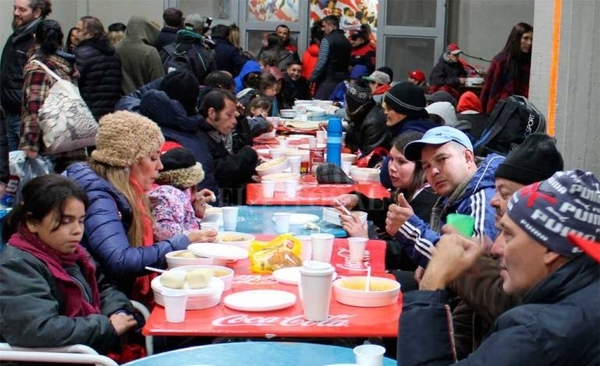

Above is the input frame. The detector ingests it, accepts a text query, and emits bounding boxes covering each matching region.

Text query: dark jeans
[4,112,21,152]
[314,81,340,100]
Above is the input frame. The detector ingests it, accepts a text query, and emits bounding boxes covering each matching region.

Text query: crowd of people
[0,1,598,365]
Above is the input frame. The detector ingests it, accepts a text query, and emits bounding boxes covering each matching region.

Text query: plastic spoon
[145,266,166,274]
[364,263,371,292]
[334,198,353,216]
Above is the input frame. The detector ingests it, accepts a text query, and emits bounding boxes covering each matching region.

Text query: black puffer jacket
[346,103,391,156]
[74,37,122,120]
[0,18,42,114]
[429,54,467,88]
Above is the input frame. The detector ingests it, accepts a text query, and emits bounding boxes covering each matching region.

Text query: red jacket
[301,43,319,80]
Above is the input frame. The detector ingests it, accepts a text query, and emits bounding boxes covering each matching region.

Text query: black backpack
[161,43,213,83]
[474,95,547,157]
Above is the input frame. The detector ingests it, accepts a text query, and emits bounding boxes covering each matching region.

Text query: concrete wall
[530,0,600,175]
[447,0,534,70]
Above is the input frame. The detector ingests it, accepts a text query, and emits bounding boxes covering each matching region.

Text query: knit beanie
[156,147,204,189]
[345,83,373,115]
[495,133,564,186]
[507,170,600,257]
[426,91,457,108]
[91,111,164,168]
[160,70,200,116]
[382,82,426,116]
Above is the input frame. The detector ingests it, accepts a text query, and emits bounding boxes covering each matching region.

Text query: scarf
[130,178,157,307]
[429,178,471,234]
[8,226,101,317]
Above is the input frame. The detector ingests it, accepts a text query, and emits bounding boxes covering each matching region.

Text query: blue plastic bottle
[326,117,343,167]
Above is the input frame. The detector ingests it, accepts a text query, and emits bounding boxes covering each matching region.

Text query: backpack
[473,95,546,157]
[162,43,213,83]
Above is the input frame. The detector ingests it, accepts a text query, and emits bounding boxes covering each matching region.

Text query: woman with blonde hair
[65,111,216,306]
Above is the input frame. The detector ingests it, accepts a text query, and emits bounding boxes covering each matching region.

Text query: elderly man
[399,169,600,366]
[386,126,504,268]
[1,0,51,152]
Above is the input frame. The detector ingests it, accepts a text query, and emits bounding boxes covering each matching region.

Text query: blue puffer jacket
[398,255,600,366]
[234,60,262,94]
[64,162,190,294]
[139,89,220,200]
[395,154,504,268]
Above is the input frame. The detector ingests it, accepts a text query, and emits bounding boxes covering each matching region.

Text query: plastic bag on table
[249,233,303,274]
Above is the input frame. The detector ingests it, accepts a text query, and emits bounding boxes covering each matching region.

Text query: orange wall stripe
[547,0,563,136]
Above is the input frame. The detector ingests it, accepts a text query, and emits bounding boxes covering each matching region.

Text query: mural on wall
[310,0,378,33]
[247,0,300,22]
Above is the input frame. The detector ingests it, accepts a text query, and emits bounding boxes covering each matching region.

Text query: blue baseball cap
[403,126,473,161]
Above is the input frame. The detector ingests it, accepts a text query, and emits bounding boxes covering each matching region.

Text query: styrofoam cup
[163,290,188,323]
[353,344,385,366]
[273,212,290,234]
[284,179,298,198]
[200,221,219,231]
[308,137,318,149]
[295,235,313,261]
[348,237,368,262]
[261,180,276,198]
[288,155,302,174]
[341,160,352,175]
[299,261,335,321]
[316,130,327,144]
[270,148,285,159]
[222,207,239,231]
[278,137,288,148]
[311,233,335,262]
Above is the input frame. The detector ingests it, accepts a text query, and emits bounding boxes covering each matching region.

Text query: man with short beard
[0,0,52,152]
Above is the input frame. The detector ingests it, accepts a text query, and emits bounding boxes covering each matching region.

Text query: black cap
[494,133,564,185]
[160,70,200,116]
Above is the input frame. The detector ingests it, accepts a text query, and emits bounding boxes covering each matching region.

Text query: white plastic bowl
[280,109,296,118]
[322,207,368,227]
[333,276,400,307]
[256,157,290,176]
[216,231,255,249]
[350,167,380,183]
[152,273,225,309]
[166,250,214,268]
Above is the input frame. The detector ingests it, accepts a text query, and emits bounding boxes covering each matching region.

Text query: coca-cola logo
[212,314,355,327]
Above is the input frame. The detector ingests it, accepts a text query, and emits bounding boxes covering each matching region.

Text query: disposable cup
[446,213,475,237]
[295,235,313,262]
[278,137,288,148]
[200,221,219,232]
[311,233,335,262]
[270,148,285,159]
[267,116,281,128]
[308,137,318,149]
[162,290,188,323]
[299,260,335,321]
[222,207,239,231]
[284,179,299,198]
[273,212,291,234]
[316,130,327,144]
[348,237,368,262]
[353,344,386,366]
[261,180,276,198]
[288,155,302,174]
[341,161,352,175]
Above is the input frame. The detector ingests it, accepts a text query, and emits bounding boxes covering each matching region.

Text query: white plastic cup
[200,221,219,232]
[284,179,298,198]
[273,212,291,234]
[162,290,188,323]
[311,233,335,262]
[316,130,327,144]
[278,137,288,148]
[353,344,386,366]
[261,180,276,198]
[222,207,239,231]
[348,237,368,262]
[308,137,318,149]
[299,260,335,321]
[295,235,313,262]
[270,148,285,159]
[288,155,302,174]
[267,116,281,128]
[341,161,352,175]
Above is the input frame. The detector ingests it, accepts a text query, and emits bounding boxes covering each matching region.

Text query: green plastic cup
[446,213,475,237]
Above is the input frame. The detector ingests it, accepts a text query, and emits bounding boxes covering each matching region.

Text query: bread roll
[159,270,187,289]
[186,269,213,289]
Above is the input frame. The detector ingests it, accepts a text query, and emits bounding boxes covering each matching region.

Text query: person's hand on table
[385,193,414,235]
[340,213,368,238]
[187,228,218,243]
[193,189,216,217]
[110,312,137,336]
[334,193,358,211]
[419,227,484,291]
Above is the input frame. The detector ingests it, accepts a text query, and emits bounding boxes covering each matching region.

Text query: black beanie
[382,82,426,116]
[345,84,373,115]
[160,70,200,116]
[494,133,564,185]
[157,147,205,189]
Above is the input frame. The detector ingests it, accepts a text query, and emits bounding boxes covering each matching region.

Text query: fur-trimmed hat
[156,147,204,189]
[91,111,164,168]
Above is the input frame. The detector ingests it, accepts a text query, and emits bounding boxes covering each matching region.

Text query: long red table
[246,182,390,205]
[143,236,401,338]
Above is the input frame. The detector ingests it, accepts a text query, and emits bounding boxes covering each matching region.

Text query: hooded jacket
[301,43,320,80]
[116,16,164,94]
[139,89,220,199]
[0,17,43,114]
[398,254,600,366]
[234,60,262,94]
[74,36,122,120]
[395,153,504,268]
[429,53,468,89]
[64,162,191,295]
